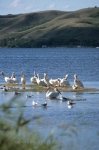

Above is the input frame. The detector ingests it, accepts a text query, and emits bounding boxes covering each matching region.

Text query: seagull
[67,100,76,109]
[67,100,76,105]
[32,100,38,106]
[26,95,33,98]
[60,96,68,101]
[14,91,21,95]
[41,101,47,107]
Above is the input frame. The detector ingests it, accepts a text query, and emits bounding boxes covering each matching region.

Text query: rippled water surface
[0,47,99,150]
[0,47,99,82]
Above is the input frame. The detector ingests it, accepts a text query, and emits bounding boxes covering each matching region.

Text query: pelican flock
[0,72,84,110]
[0,71,84,91]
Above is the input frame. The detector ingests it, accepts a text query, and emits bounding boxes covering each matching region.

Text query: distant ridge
[0,7,99,47]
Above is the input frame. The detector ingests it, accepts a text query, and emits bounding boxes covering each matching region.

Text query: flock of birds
[0,71,84,109]
[0,71,84,90]
[13,87,76,109]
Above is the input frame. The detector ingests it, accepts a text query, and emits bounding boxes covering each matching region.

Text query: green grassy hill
[0,7,99,47]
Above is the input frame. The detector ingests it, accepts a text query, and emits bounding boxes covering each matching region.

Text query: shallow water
[0,89,99,150]
[0,48,99,149]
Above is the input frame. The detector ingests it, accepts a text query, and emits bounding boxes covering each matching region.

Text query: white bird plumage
[46,88,60,99]
[30,71,37,84]
[49,78,60,87]
[21,74,26,84]
[43,73,50,86]
[21,73,26,89]
[11,72,18,83]
[67,100,76,109]
[59,74,70,87]
[36,73,47,86]
[1,71,18,84]
[32,100,38,106]
[72,74,84,89]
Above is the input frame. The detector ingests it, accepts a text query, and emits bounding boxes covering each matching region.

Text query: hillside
[0,7,99,47]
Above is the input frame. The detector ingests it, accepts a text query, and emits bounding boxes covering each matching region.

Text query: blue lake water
[0,47,99,82]
[0,47,99,150]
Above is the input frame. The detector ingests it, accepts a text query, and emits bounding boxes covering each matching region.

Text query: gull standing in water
[32,100,38,106]
[41,101,47,107]
[67,100,76,109]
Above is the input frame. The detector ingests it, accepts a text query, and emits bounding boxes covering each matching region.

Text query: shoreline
[0,84,99,93]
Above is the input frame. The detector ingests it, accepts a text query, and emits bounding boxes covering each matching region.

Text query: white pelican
[46,88,60,99]
[49,78,60,87]
[72,74,84,90]
[59,74,70,87]
[30,71,37,84]
[11,72,18,83]
[36,73,47,86]
[43,73,50,86]
[1,71,18,84]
